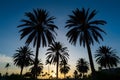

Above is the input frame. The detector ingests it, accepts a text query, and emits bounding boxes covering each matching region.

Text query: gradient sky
[0,0,120,77]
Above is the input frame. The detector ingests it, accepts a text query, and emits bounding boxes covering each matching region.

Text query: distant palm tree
[76,58,89,78]
[65,8,106,74]
[73,70,79,79]
[30,59,43,78]
[46,42,69,79]
[13,46,34,75]
[5,63,10,74]
[95,46,120,69]
[60,60,70,78]
[17,9,58,78]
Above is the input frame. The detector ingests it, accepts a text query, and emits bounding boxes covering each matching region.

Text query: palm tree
[73,70,79,79]
[46,42,69,79]
[5,63,10,74]
[59,60,70,78]
[65,8,106,74]
[76,58,89,78]
[17,9,58,78]
[95,46,120,69]
[30,59,43,78]
[13,46,34,75]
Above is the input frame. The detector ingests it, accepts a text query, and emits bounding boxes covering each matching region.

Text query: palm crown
[46,42,69,64]
[13,46,34,75]
[13,46,34,67]
[76,58,89,74]
[65,8,107,47]
[18,9,58,48]
[95,46,120,69]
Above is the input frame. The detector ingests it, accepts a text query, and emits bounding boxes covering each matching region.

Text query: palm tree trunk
[20,66,23,76]
[34,43,40,79]
[82,73,84,78]
[48,65,50,79]
[56,52,59,80]
[85,38,95,75]
[64,74,65,79]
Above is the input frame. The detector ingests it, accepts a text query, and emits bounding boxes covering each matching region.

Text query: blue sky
[0,0,120,75]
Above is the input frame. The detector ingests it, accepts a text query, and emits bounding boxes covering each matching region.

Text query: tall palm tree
[17,9,58,78]
[59,60,70,78]
[46,42,69,79]
[95,46,120,69]
[30,59,43,78]
[13,46,34,75]
[65,8,106,74]
[5,63,10,74]
[76,58,89,78]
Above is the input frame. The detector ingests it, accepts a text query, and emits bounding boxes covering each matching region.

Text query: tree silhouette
[95,46,120,69]
[13,46,34,75]
[65,8,106,75]
[17,8,58,78]
[30,59,43,78]
[46,42,69,79]
[73,70,79,79]
[76,58,89,78]
[60,60,70,78]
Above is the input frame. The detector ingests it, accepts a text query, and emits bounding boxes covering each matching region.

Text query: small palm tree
[17,8,58,78]
[5,63,10,74]
[73,70,79,79]
[60,60,70,78]
[30,59,43,78]
[65,8,106,74]
[13,46,34,75]
[76,58,89,78]
[46,42,69,79]
[95,46,120,69]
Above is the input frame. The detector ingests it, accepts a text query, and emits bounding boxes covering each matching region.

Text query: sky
[0,0,120,77]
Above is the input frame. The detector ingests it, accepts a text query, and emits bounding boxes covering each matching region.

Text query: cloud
[0,54,13,63]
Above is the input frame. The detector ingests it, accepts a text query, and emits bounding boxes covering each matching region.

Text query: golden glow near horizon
[0,51,94,78]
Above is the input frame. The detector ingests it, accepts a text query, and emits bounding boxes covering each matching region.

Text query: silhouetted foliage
[30,59,43,78]
[13,46,34,75]
[95,46,120,69]
[76,58,89,78]
[73,70,79,79]
[65,8,106,74]
[60,60,70,78]
[17,8,58,79]
[46,42,69,79]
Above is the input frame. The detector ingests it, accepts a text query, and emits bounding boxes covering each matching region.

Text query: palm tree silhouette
[65,8,106,74]
[5,63,10,75]
[95,46,120,69]
[30,59,43,78]
[46,42,69,79]
[76,58,89,78]
[17,9,58,78]
[59,60,70,79]
[13,46,34,75]
[74,70,79,79]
